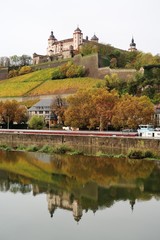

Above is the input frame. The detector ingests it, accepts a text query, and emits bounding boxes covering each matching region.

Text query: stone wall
[0,68,8,80]
[32,53,137,80]
[73,54,137,80]
[32,59,70,71]
[73,54,99,78]
[0,133,160,156]
[98,66,137,80]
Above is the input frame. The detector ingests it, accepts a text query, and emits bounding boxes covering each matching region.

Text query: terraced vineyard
[0,68,104,97]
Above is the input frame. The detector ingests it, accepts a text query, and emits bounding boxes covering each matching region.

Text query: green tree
[20,55,32,66]
[134,52,159,70]
[10,55,21,66]
[28,115,45,129]
[79,42,98,56]
[105,74,127,94]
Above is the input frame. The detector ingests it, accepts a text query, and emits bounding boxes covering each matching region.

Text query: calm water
[0,150,160,240]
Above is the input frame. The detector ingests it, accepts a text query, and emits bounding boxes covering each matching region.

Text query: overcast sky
[1,0,160,57]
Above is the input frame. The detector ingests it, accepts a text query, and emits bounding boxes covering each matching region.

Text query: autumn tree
[14,105,28,123]
[64,89,95,129]
[51,96,67,125]
[111,94,154,129]
[0,100,28,126]
[64,88,119,130]
[92,89,119,131]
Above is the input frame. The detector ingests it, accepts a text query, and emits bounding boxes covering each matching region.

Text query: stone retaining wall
[0,133,160,156]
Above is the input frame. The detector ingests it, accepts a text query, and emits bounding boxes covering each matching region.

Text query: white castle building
[47,27,99,58]
[33,27,137,65]
[33,27,99,64]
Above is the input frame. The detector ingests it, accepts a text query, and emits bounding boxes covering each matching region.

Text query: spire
[128,36,137,51]
[74,25,82,32]
[130,36,136,47]
[48,31,57,41]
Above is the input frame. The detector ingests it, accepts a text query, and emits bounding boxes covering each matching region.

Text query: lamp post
[49,114,51,130]
[7,116,9,129]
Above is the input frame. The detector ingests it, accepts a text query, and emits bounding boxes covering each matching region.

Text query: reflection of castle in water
[46,190,137,222]
[47,192,83,222]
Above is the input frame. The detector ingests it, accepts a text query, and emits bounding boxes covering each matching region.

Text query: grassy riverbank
[0,144,158,160]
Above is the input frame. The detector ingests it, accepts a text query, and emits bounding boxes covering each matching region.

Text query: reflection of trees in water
[51,155,155,188]
[0,151,160,220]
[0,171,32,193]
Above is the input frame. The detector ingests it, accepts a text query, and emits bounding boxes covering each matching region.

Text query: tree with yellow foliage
[64,88,119,130]
[0,100,28,126]
[111,94,154,129]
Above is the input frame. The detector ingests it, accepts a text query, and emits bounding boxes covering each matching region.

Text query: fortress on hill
[33,27,137,65]
[33,27,99,64]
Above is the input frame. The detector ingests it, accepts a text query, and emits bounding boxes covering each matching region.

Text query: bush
[16,145,26,151]
[28,115,45,130]
[26,145,39,152]
[39,145,54,154]
[51,62,85,80]
[54,145,71,154]
[66,64,85,78]
[8,69,19,78]
[128,149,155,159]
[19,66,32,75]
[51,67,65,79]
[128,150,145,159]
[144,150,154,158]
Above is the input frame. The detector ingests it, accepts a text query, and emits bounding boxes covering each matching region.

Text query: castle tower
[47,31,57,55]
[128,37,137,52]
[72,200,83,222]
[73,27,83,50]
[48,31,57,46]
[91,34,99,43]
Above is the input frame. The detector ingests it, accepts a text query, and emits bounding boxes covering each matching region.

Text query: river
[0,150,160,240]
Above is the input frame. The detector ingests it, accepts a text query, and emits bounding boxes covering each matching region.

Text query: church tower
[73,27,83,50]
[128,37,137,52]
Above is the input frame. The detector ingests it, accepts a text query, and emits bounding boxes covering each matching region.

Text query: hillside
[0,68,104,98]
